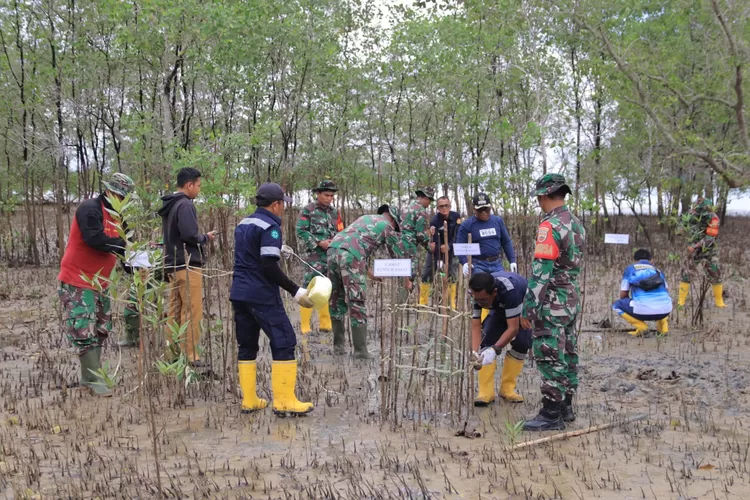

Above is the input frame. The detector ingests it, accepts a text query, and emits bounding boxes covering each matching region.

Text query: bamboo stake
[510,414,648,451]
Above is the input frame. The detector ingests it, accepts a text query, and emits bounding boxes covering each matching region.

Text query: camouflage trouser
[681,250,721,284]
[532,315,578,403]
[302,248,329,288]
[327,249,368,328]
[58,282,112,354]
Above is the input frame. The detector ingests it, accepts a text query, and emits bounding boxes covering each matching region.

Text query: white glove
[294,288,314,308]
[281,245,293,260]
[462,263,470,276]
[437,260,444,270]
[479,347,497,366]
[510,262,517,273]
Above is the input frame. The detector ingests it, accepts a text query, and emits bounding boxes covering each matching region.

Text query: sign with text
[453,243,481,256]
[373,259,412,277]
[604,233,630,245]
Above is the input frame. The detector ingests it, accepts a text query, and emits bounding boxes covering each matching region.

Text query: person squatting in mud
[469,271,532,407]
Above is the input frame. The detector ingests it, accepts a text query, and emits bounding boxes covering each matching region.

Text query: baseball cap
[256,183,293,204]
[472,192,491,209]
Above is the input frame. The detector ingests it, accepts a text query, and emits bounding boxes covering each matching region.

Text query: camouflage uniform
[59,283,113,353]
[327,213,407,327]
[296,182,342,287]
[680,198,721,284]
[523,175,585,405]
[400,187,434,260]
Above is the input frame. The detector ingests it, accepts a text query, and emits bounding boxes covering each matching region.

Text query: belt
[475,255,501,262]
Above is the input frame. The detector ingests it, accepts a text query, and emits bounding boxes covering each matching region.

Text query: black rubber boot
[331,319,347,355]
[563,394,576,422]
[119,314,140,347]
[351,325,373,359]
[522,398,565,432]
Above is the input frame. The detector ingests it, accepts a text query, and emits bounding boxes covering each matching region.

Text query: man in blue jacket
[613,248,672,336]
[457,192,517,320]
[230,183,316,416]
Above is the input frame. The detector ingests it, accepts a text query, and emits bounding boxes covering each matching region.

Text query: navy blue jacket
[472,271,527,320]
[456,214,515,265]
[430,211,461,261]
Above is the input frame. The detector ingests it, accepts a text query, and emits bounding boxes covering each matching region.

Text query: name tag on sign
[453,243,481,256]
[604,233,630,245]
[373,259,412,277]
[479,228,497,237]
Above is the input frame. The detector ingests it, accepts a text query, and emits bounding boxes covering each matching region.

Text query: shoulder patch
[706,216,719,237]
[534,222,559,260]
[270,229,280,240]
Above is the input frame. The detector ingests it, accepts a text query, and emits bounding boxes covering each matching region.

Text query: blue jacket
[620,260,672,316]
[456,214,515,265]
[230,208,283,305]
[472,271,527,319]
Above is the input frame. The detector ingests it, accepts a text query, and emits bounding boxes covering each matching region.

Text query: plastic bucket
[306,276,332,308]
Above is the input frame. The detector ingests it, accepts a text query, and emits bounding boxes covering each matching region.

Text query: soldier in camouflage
[327,205,408,358]
[399,187,434,301]
[520,173,585,431]
[677,198,726,309]
[296,180,344,334]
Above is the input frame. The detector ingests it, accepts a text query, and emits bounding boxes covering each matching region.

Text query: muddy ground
[1,251,750,499]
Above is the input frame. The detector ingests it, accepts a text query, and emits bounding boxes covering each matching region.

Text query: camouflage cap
[533,173,571,197]
[312,180,339,192]
[103,173,135,198]
[415,186,435,201]
[693,197,714,212]
[377,203,402,230]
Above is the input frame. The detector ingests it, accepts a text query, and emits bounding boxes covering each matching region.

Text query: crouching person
[613,248,672,336]
[469,272,532,406]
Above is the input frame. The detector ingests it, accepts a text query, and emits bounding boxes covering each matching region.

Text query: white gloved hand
[281,245,293,259]
[510,262,518,273]
[294,287,314,308]
[437,260,444,270]
[479,347,497,366]
[462,263,470,276]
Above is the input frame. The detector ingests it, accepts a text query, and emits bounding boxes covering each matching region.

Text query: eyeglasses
[437,204,450,209]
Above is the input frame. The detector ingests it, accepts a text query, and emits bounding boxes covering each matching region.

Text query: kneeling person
[613,249,671,336]
[469,272,532,406]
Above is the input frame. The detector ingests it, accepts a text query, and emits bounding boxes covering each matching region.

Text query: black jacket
[77,195,127,255]
[430,211,461,261]
[158,192,207,269]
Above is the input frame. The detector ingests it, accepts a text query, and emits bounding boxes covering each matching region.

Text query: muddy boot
[563,394,575,422]
[677,282,690,308]
[238,360,268,413]
[300,307,313,335]
[712,283,726,308]
[351,325,372,360]
[522,399,565,432]
[331,319,347,355]
[119,314,140,347]
[317,305,333,333]
[621,313,648,337]
[499,355,524,403]
[419,283,431,305]
[474,363,496,407]
[271,360,313,416]
[79,347,112,397]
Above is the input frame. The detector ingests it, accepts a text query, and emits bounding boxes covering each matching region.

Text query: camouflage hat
[533,173,571,197]
[472,192,492,209]
[377,203,402,230]
[415,186,435,201]
[313,180,339,193]
[694,197,714,212]
[103,173,135,198]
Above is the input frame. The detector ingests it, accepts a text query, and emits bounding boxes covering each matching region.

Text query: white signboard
[604,233,630,245]
[126,250,154,268]
[373,259,412,277]
[453,243,482,256]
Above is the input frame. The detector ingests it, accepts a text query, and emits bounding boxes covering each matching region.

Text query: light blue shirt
[620,260,673,316]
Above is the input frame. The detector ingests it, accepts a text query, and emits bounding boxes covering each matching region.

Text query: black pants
[481,309,532,360]
[421,253,458,283]
[232,299,296,361]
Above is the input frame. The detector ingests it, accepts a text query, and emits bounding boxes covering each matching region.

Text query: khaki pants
[167,268,204,362]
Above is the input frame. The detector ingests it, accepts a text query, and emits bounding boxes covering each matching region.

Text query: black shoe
[522,399,566,432]
[563,394,576,423]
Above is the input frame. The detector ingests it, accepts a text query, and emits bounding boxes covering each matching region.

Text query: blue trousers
[481,309,532,360]
[612,298,669,321]
[232,299,296,361]
[472,259,503,275]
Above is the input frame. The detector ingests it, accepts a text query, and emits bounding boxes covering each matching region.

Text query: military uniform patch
[534,222,559,260]
[706,216,719,237]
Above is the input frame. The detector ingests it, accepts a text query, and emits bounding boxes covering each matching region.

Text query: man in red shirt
[58,173,135,396]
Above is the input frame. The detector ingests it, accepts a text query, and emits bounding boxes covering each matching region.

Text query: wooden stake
[510,414,648,451]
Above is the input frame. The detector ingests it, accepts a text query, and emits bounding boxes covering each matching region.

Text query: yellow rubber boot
[499,355,524,403]
[271,360,314,416]
[621,313,648,337]
[480,308,490,323]
[317,305,332,332]
[299,307,313,335]
[656,318,669,335]
[450,283,457,310]
[677,282,690,308]
[713,284,727,308]
[419,283,431,305]
[474,363,496,407]
[238,360,268,413]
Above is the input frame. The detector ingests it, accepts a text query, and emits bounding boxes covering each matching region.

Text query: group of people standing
[57,168,726,431]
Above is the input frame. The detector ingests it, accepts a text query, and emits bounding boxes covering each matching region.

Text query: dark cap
[533,173,571,197]
[377,203,402,231]
[472,192,492,209]
[415,186,435,201]
[313,180,339,193]
[256,183,293,204]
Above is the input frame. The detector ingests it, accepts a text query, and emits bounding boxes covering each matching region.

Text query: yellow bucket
[306,276,332,308]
